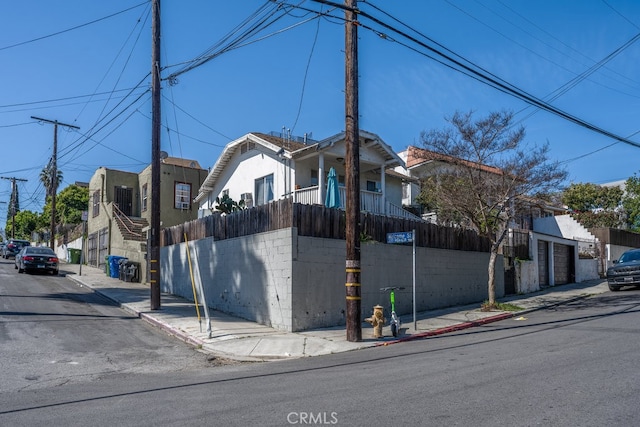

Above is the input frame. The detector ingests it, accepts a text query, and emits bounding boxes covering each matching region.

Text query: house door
[114,186,133,216]
[538,240,549,287]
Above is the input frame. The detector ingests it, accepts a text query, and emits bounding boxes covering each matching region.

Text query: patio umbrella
[325,167,341,208]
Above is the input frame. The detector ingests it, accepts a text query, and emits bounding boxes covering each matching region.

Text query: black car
[15,246,59,275]
[2,239,30,259]
[606,248,640,291]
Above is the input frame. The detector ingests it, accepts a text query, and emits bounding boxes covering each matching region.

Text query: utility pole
[344,0,362,342]
[1,176,27,239]
[149,0,162,310]
[31,116,80,250]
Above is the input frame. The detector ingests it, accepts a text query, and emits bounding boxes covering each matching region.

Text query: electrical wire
[0,1,149,52]
[290,3,324,133]
[165,1,315,82]
[161,94,233,141]
[308,0,640,150]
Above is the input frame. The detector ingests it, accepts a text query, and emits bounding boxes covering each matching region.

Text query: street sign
[386,230,418,330]
[387,231,414,244]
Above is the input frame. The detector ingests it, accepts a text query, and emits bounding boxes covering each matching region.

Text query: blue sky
[2,0,640,231]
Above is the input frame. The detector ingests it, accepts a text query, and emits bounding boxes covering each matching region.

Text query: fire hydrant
[365,305,386,338]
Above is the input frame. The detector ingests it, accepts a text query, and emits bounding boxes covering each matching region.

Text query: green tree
[8,210,40,240]
[57,184,89,225]
[623,174,640,232]
[41,184,89,226]
[417,110,567,308]
[562,182,624,228]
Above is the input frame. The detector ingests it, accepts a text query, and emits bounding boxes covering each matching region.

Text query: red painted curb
[375,312,516,346]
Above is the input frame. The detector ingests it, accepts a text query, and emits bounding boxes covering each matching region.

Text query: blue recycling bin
[108,255,127,279]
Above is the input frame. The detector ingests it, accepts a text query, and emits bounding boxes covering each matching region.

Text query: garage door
[554,243,573,285]
[538,240,549,287]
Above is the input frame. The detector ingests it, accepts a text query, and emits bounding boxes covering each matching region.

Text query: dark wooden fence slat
[160,199,491,252]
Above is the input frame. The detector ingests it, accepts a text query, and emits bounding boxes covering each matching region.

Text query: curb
[375,291,598,347]
[376,312,516,346]
[139,312,205,348]
[67,274,206,349]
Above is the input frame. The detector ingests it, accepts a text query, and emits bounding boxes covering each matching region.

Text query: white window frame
[175,182,191,210]
[255,174,274,205]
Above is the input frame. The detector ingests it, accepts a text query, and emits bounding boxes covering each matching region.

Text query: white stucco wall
[534,215,597,241]
[515,260,539,294]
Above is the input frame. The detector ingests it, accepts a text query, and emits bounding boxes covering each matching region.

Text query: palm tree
[40,163,63,202]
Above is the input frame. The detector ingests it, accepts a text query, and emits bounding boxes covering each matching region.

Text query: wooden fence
[161,198,491,252]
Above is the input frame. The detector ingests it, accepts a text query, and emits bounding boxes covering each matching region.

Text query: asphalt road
[2,258,640,426]
[0,258,227,394]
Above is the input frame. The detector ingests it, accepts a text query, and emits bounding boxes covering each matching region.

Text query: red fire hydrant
[365,305,386,338]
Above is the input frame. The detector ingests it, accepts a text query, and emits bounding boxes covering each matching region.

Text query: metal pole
[79,220,86,276]
[413,229,416,331]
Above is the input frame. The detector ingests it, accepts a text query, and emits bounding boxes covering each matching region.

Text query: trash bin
[108,255,127,279]
[105,255,110,276]
[68,248,81,264]
[118,258,129,281]
[123,261,140,283]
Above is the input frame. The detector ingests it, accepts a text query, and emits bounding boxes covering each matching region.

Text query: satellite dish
[160,151,168,160]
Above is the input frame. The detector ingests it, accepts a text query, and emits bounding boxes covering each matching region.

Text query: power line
[309,0,640,150]
[0,1,149,52]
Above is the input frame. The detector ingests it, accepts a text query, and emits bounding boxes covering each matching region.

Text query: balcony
[291,185,420,221]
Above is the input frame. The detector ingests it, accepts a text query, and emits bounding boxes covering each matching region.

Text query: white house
[195,130,420,220]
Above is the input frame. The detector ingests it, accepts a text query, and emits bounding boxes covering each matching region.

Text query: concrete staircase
[114,215,148,242]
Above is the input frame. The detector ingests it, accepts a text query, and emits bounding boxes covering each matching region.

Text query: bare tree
[417,110,567,308]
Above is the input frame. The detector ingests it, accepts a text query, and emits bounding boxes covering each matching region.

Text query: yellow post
[184,233,201,323]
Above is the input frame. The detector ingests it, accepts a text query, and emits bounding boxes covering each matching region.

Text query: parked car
[606,248,640,291]
[15,246,59,275]
[2,239,30,259]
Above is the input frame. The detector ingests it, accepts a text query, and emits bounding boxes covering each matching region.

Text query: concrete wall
[161,228,504,332]
[162,228,294,331]
[576,258,599,282]
[515,260,539,294]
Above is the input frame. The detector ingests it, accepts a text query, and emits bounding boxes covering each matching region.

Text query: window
[92,190,100,217]
[142,184,148,212]
[366,180,380,192]
[175,182,191,210]
[255,174,274,205]
[240,141,256,154]
[310,169,318,186]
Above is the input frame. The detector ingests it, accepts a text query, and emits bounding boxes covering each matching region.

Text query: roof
[161,157,203,170]
[194,130,406,203]
[195,133,286,202]
[293,130,404,168]
[405,146,504,176]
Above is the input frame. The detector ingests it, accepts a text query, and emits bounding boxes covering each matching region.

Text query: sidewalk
[63,263,609,362]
